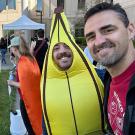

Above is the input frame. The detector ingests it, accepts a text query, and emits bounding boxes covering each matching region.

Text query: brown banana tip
[54,6,64,13]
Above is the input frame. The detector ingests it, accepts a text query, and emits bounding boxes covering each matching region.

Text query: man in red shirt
[84,2,135,135]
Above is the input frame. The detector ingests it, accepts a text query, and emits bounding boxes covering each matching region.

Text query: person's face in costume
[84,10,133,67]
[52,43,73,70]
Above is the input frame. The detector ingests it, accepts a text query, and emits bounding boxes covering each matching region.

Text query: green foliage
[0,71,10,135]
[75,28,84,37]
[3,30,14,37]
[75,37,86,49]
[75,37,86,50]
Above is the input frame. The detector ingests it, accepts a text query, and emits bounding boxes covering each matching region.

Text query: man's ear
[128,23,135,40]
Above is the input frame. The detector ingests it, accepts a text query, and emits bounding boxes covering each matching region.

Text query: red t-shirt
[108,61,135,135]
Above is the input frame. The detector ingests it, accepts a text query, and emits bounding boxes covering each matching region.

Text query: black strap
[34,40,45,56]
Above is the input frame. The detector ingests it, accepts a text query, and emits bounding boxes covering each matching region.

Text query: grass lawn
[0,70,10,135]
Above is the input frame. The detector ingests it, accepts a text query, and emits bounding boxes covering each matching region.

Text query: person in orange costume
[7,36,42,135]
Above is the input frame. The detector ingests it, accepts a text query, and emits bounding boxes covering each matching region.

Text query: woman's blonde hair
[16,36,34,60]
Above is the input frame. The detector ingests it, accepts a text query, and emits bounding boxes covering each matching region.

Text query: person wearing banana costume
[41,7,105,135]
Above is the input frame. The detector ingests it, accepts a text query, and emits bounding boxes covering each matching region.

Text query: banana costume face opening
[41,7,105,135]
[52,42,73,71]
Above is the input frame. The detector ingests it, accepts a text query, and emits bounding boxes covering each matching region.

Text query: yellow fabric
[18,56,42,135]
[41,11,104,135]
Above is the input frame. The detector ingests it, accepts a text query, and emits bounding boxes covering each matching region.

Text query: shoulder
[19,56,28,62]
[18,56,35,65]
[18,56,37,72]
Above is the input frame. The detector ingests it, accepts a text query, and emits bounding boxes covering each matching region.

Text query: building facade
[0,0,135,39]
[0,0,21,37]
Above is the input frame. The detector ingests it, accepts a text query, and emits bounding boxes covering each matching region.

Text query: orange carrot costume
[18,56,42,135]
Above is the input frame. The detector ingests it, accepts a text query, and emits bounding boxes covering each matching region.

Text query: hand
[7,80,20,88]
[30,41,36,51]
[31,41,36,47]
[7,80,14,86]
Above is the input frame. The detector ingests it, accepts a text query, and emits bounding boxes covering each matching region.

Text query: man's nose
[59,46,66,53]
[94,33,106,46]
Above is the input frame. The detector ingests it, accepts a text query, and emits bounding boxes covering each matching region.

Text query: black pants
[42,115,48,135]
[20,99,35,135]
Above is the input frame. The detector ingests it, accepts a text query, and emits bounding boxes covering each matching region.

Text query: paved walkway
[0,52,13,71]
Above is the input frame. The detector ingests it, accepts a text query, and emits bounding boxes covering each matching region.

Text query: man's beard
[93,40,127,68]
[98,52,124,68]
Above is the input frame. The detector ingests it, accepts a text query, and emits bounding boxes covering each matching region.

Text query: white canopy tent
[3,15,45,45]
[3,15,45,30]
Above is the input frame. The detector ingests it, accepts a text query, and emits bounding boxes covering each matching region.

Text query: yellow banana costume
[41,8,105,135]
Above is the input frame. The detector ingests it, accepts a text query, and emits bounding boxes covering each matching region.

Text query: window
[37,0,42,11]
[94,0,102,4]
[7,0,16,9]
[105,0,113,3]
[0,0,16,11]
[94,0,113,4]
[78,0,85,10]
[0,0,6,11]
[57,0,64,9]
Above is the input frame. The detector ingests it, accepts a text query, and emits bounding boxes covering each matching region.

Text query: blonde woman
[7,36,42,135]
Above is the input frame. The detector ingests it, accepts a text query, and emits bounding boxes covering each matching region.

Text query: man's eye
[53,46,59,51]
[102,28,115,34]
[86,35,95,42]
[64,45,70,49]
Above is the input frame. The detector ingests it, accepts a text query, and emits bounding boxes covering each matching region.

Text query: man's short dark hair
[84,2,129,27]
[37,29,44,38]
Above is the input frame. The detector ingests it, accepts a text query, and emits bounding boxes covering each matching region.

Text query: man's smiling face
[84,10,130,67]
[52,43,73,70]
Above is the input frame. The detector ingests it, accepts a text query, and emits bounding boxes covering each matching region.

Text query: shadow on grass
[0,70,10,135]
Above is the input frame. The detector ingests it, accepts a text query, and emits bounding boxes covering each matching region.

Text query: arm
[30,41,36,54]
[7,80,20,88]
